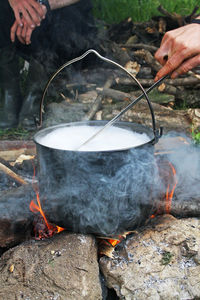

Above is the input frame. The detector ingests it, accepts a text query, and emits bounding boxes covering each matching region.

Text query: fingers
[22,1,47,27]
[12,8,23,27]
[30,0,47,19]
[154,23,200,80]
[16,24,25,44]
[154,52,185,81]
[10,18,34,45]
[155,51,200,81]
[171,54,200,78]
[155,43,171,66]
[24,27,33,45]
[12,0,47,28]
[10,22,18,42]
[18,5,40,28]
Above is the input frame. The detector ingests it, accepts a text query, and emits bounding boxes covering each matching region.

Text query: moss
[160,251,174,265]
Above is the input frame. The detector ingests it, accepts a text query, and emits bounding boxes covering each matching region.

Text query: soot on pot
[35,122,163,236]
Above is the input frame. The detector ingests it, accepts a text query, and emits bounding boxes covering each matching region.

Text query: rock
[125,35,138,45]
[0,233,102,300]
[100,215,200,300]
[43,101,89,128]
[101,99,192,135]
[187,108,200,130]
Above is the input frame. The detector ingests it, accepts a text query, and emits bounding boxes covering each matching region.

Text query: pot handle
[38,49,162,142]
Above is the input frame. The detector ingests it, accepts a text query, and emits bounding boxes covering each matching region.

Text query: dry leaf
[9,264,14,273]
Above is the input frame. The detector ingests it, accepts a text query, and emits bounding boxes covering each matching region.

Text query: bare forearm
[48,0,80,10]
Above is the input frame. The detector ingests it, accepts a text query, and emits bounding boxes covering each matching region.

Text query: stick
[120,43,158,53]
[115,76,200,87]
[157,5,184,26]
[97,87,132,102]
[84,78,113,120]
[133,49,161,72]
[0,162,28,185]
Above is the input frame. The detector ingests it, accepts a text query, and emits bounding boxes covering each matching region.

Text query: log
[0,139,200,248]
[133,49,161,72]
[101,99,192,134]
[0,140,36,161]
[157,4,200,26]
[0,179,199,249]
[0,162,28,186]
[120,43,158,53]
[157,5,184,27]
[158,83,179,96]
[115,76,200,87]
[0,184,34,247]
[84,78,113,120]
[97,87,133,102]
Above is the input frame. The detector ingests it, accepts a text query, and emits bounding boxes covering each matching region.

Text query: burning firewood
[0,161,28,186]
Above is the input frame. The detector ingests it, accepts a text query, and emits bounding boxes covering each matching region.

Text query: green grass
[191,127,200,145]
[0,127,33,140]
[92,0,200,24]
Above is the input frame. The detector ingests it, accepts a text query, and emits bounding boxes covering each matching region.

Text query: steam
[161,132,200,202]
[37,125,150,151]
[36,125,200,236]
[38,144,161,236]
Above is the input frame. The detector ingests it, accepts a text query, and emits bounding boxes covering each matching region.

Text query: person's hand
[154,22,200,81]
[10,17,34,45]
[8,0,47,28]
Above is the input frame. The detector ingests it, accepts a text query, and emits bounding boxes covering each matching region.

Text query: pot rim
[34,120,157,153]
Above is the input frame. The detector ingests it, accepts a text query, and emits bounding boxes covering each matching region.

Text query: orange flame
[108,235,124,247]
[29,190,65,240]
[165,162,177,214]
[151,161,177,219]
[30,165,65,240]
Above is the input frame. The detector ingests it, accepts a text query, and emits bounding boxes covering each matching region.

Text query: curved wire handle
[38,49,160,141]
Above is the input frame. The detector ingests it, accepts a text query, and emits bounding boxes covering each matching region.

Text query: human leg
[0,47,22,128]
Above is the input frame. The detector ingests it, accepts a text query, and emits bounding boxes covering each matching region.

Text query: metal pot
[34,50,162,236]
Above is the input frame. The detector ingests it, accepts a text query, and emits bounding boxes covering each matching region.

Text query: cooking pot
[34,50,163,236]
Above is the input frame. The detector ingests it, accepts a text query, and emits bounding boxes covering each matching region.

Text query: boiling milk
[38,125,150,151]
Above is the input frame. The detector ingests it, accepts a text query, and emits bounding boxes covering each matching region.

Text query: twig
[133,49,161,72]
[84,78,113,120]
[96,87,132,102]
[157,5,184,26]
[115,77,200,87]
[188,71,200,81]
[158,83,181,96]
[0,162,28,185]
[120,43,158,53]
[188,6,199,21]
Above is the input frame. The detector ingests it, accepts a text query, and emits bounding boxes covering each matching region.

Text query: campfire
[0,131,199,299]
[0,10,200,296]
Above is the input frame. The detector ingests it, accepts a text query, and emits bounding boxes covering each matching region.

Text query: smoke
[36,128,200,237]
[39,143,162,236]
[161,132,200,202]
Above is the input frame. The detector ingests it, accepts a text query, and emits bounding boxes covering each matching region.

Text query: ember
[30,183,65,240]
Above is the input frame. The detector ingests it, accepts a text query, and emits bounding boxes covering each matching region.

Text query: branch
[0,162,28,186]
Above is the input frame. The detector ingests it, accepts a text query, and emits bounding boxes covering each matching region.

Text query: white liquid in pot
[37,125,151,151]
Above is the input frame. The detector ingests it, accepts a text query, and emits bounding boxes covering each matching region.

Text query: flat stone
[0,232,102,300]
[100,215,200,300]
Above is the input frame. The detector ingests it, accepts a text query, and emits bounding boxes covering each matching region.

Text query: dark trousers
[0,0,96,69]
